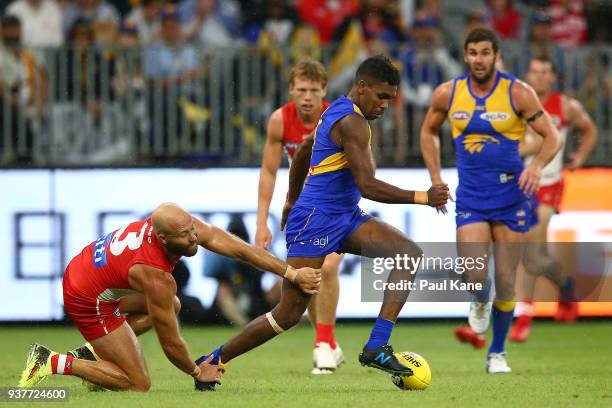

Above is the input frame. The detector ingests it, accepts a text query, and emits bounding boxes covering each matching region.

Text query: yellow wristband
[414,191,428,205]
[284,265,297,282]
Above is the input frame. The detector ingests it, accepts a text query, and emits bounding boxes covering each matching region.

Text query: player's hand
[255,225,272,249]
[518,162,541,195]
[280,201,293,231]
[195,355,225,385]
[293,267,321,294]
[427,183,450,208]
[566,152,584,171]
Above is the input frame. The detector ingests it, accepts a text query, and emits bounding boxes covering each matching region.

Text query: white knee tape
[266,312,284,334]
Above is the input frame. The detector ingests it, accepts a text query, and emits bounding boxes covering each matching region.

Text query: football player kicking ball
[510,55,597,341]
[18,203,320,391]
[256,59,344,374]
[196,55,449,389]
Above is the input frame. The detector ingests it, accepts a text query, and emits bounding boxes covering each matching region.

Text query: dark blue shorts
[285,205,372,258]
[455,196,538,233]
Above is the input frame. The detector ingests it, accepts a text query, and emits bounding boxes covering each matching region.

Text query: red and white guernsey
[281,100,329,160]
[63,218,178,302]
[540,92,568,186]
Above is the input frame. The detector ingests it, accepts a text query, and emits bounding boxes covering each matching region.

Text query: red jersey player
[510,56,597,341]
[255,59,343,374]
[19,203,320,391]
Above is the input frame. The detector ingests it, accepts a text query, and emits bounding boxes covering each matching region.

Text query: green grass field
[2,321,611,407]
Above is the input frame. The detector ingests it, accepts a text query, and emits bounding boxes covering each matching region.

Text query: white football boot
[486,352,512,373]
[332,343,344,367]
[312,343,337,374]
[468,301,492,334]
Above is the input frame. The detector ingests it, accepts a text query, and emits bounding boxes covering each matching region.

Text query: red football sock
[315,323,337,349]
[51,354,74,375]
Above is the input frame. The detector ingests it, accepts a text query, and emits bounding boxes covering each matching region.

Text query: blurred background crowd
[0,0,611,167]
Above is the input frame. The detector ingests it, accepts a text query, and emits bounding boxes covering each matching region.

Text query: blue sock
[473,278,491,303]
[197,345,223,365]
[488,303,514,354]
[366,317,395,350]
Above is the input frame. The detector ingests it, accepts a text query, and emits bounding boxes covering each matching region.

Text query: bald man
[18,203,321,392]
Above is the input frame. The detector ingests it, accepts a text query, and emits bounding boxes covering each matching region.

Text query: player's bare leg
[456,222,493,341]
[20,322,151,391]
[513,204,576,341]
[71,322,151,390]
[210,257,324,365]
[341,218,421,376]
[311,253,343,373]
[486,222,526,373]
[64,294,182,392]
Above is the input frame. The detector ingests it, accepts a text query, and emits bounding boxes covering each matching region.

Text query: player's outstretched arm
[513,80,561,194]
[340,114,449,206]
[256,109,284,248]
[420,81,453,186]
[127,264,223,383]
[564,96,597,169]
[194,217,321,294]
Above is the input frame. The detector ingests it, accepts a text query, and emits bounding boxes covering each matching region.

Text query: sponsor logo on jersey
[462,134,500,154]
[479,112,510,122]
[452,111,471,120]
[93,232,112,268]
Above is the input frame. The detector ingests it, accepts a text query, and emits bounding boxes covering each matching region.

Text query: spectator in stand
[296,0,359,45]
[0,15,46,162]
[328,0,406,91]
[125,0,163,46]
[333,0,406,45]
[527,10,565,82]
[144,5,199,89]
[182,0,234,48]
[399,10,460,108]
[62,18,116,121]
[548,0,587,49]
[180,0,242,38]
[485,0,523,41]
[144,4,200,156]
[6,0,63,47]
[242,0,299,47]
[62,0,119,38]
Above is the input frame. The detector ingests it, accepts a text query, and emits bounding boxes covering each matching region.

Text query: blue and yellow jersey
[449,71,527,211]
[296,95,369,212]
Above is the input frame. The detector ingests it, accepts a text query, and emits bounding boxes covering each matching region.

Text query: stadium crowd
[0,0,610,166]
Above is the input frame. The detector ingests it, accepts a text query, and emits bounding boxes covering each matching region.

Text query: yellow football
[390,351,431,390]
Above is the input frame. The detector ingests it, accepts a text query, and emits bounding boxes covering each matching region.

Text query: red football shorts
[63,263,125,342]
[536,179,564,213]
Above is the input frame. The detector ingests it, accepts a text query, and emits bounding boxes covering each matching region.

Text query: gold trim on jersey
[309,151,349,175]
[449,75,526,145]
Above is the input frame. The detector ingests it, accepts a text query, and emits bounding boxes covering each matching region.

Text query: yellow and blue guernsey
[285,95,372,257]
[448,71,536,232]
